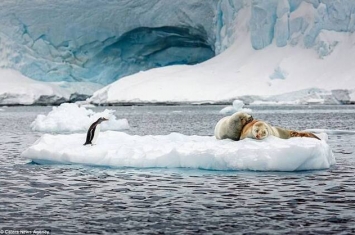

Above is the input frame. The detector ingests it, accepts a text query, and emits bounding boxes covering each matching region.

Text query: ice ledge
[89,88,355,106]
[0,69,103,105]
[22,131,335,172]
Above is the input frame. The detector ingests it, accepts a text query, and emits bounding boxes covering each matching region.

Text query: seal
[240,120,321,140]
[214,112,253,141]
[84,117,108,146]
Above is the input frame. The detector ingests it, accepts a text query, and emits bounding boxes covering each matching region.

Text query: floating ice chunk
[78,103,96,108]
[303,98,324,105]
[349,90,355,103]
[233,100,244,110]
[22,131,335,171]
[31,103,129,133]
[305,129,355,135]
[250,100,300,105]
[219,106,236,114]
[219,100,252,114]
[232,100,244,110]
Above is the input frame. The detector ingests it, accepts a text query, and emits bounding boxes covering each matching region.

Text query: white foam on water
[22,131,335,172]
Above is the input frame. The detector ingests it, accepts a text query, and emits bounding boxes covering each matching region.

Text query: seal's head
[252,122,269,140]
[239,113,253,126]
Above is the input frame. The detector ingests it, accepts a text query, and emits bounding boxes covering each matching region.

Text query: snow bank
[31,103,129,133]
[89,31,355,104]
[219,100,252,114]
[88,3,355,105]
[0,69,102,105]
[22,131,335,171]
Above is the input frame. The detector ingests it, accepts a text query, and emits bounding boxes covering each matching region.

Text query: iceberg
[219,100,252,115]
[31,103,129,133]
[22,131,335,172]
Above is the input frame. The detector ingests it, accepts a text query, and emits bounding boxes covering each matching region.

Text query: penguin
[84,117,108,146]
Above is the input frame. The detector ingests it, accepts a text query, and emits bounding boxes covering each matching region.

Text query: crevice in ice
[2,24,215,85]
[250,2,278,50]
[84,26,215,84]
[270,66,288,80]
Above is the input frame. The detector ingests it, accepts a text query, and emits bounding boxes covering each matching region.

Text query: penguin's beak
[103,117,109,121]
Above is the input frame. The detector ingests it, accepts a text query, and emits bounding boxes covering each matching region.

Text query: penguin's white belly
[92,124,101,144]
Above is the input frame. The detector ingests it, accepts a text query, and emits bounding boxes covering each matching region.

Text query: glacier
[89,0,355,104]
[1,0,355,104]
[0,0,216,85]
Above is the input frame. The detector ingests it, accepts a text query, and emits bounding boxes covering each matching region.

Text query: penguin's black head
[98,117,109,123]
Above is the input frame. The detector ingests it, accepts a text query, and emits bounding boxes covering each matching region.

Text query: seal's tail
[290,131,321,140]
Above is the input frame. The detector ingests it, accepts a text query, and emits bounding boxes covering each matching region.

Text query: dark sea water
[1,105,355,234]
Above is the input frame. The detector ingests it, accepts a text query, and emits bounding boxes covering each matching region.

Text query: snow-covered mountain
[1,0,355,105]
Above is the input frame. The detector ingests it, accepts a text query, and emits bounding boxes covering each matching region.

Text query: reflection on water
[0,105,355,234]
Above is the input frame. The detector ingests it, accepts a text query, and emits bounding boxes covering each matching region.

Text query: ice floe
[31,103,129,133]
[219,100,252,115]
[305,129,355,135]
[22,131,335,171]
[250,100,299,105]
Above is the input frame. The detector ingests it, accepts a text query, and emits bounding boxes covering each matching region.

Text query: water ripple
[1,105,355,234]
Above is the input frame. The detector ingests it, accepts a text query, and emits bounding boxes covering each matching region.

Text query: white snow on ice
[89,5,355,105]
[0,69,102,105]
[22,131,335,172]
[219,100,252,115]
[31,103,129,133]
[1,2,355,105]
